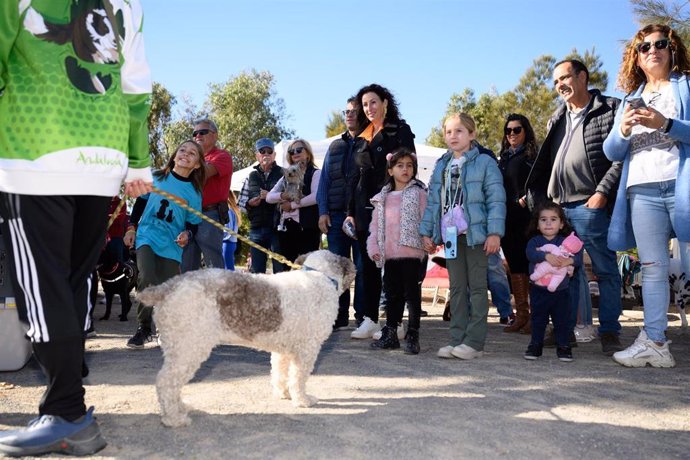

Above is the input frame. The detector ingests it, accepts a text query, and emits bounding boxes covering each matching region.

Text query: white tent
[231,136,446,191]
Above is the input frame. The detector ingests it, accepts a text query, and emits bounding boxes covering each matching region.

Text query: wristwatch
[660,117,673,133]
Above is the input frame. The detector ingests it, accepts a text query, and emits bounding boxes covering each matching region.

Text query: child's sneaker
[612,329,676,368]
[557,346,573,362]
[372,322,405,340]
[437,345,455,359]
[451,344,483,360]
[524,344,543,360]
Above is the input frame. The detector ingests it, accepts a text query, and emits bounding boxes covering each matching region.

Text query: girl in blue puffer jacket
[420,113,506,360]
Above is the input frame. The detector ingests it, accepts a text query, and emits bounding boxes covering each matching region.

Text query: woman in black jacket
[347,83,416,339]
[498,114,538,334]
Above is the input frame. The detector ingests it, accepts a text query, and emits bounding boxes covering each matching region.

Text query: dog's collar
[101,273,126,283]
[301,265,339,290]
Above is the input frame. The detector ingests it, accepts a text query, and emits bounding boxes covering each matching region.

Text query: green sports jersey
[0,0,152,196]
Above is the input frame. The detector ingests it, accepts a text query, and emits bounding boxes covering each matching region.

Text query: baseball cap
[255,138,274,151]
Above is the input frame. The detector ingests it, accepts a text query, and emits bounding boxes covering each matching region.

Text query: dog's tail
[137,284,168,306]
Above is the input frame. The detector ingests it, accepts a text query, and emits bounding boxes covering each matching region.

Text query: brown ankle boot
[504,273,530,333]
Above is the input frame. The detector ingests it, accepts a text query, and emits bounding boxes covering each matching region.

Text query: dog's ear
[339,255,357,289]
[294,252,311,267]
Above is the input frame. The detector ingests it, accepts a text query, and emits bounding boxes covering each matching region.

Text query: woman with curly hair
[604,24,690,368]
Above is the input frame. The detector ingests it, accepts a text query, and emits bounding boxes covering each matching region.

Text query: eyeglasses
[636,38,671,54]
[288,147,305,155]
[192,129,213,137]
[342,109,357,116]
[504,126,523,135]
[258,148,274,155]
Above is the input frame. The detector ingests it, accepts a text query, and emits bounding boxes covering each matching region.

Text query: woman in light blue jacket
[603,24,690,368]
[420,113,505,360]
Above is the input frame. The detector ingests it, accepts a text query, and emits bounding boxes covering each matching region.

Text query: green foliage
[148,82,175,168]
[630,0,690,44]
[203,69,294,170]
[325,110,346,137]
[428,48,608,153]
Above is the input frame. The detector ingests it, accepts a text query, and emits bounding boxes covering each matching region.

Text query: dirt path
[1,295,688,459]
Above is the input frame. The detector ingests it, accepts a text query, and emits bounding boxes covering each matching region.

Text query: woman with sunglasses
[347,83,416,340]
[266,139,321,262]
[604,24,690,368]
[498,114,539,334]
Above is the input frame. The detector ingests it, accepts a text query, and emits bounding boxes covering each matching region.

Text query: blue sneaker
[0,406,106,457]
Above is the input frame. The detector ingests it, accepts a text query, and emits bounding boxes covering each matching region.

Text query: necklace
[645,79,669,93]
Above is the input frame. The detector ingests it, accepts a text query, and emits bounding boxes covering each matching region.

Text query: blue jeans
[629,180,690,343]
[577,268,593,325]
[326,212,364,322]
[530,287,570,348]
[248,226,284,274]
[563,203,621,335]
[181,209,225,271]
[487,252,512,319]
[222,240,236,271]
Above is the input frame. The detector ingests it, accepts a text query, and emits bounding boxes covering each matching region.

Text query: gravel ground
[1,293,689,460]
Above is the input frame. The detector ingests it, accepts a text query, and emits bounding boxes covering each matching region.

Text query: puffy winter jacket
[419,146,506,247]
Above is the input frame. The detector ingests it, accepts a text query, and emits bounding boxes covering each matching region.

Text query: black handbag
[217,201,230,225]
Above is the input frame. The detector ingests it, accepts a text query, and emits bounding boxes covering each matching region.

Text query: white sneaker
[437,345,455,359]
[372,322,405,340]
[613,330,676,368]
[451,344,483,360]
[350,317,380,339]
[574,324,596,343]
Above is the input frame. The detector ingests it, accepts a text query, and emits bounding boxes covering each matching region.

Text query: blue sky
[142,0,640,142]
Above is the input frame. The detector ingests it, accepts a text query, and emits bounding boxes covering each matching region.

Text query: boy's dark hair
[526,201,573,238]
[383,146,418,189]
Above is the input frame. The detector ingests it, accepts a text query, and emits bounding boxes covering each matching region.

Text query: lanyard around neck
[442,155,466,212]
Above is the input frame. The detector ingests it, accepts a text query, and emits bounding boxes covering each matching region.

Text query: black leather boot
[370,325,400,349]
[404,328,420,355]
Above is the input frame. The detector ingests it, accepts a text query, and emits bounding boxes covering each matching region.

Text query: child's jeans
[530,286,569,347]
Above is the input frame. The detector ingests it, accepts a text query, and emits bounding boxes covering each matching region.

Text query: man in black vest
[525,59,623,356]
[317,97,365,330]
[238,138,284,273]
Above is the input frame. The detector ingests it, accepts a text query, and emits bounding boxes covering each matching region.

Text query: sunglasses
[504,126,523,135]
[288,146,305,155]
[192,129,212,137]
[636,38,671,54]
[258,148,274,155]
[342,109,358,116]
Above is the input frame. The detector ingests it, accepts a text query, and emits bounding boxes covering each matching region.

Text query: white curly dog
[137,250,356,427]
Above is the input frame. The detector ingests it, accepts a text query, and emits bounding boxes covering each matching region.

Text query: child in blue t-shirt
[124,140,205,348]
[524,201,583,362]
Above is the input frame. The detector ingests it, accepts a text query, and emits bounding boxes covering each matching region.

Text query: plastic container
[0,298,32,371]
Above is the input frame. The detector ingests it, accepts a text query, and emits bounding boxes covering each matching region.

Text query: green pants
[136,245,180,328]
[446,234,489,351]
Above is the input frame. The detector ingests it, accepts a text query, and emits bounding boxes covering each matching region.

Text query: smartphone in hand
[627,97,647,110]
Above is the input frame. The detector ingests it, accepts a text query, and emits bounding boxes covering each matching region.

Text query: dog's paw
[273,388,290,400]
[161,414,191,428]
[291,394,318,408]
